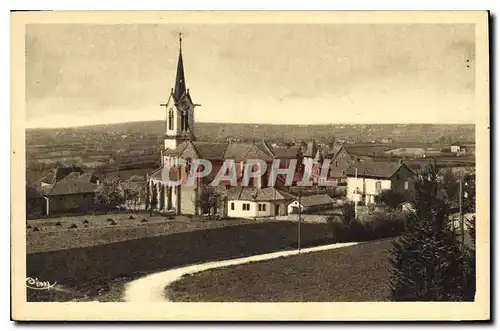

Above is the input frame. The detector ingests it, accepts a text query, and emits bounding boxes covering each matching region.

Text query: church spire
[173,33,186,101]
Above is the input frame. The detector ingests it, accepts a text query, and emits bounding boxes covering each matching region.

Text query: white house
[450,143,462,154]
[226,187,295,219]
[346,161,415,205]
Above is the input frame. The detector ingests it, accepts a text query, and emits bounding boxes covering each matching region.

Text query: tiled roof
[193,142,228,159]
[319,145,338,159]
[164,141,274,162]
[227,187,295,201]
[270,146,301,159]
[345,161,405,179]
[149,166,181,181]
[34,168,98,196]
[163,141,190,157]
[298,194,334,207]
[46,181,97,196]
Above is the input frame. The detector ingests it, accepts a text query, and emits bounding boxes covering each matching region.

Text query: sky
[25,24,475,128]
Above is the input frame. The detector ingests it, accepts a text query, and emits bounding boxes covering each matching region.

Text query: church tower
[162,33,197,151]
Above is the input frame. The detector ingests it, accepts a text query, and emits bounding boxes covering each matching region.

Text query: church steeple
[162,32,197,152]
[173,33,186,101]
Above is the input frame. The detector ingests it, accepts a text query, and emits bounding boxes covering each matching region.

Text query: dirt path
[123,242,359,302]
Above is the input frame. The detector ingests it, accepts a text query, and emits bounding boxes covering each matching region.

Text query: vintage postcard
[11,11,490,321]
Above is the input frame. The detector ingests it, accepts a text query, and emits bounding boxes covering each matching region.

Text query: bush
[106,218,114,223]
[32,226,40,232]
[129,215,135,220]
[27,224,32,230]
[341,202,355,226]
[69,224,78,229]
[326,211,406,243]
[364,211,406,239]
[109,220,117,226]
[376,190,408,211]
[83,219,89,224]
[56,221,62,226]
[168,215,175,220]
[141,218,148,223]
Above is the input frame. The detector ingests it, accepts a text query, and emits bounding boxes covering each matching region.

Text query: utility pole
[354,167,358,220]
[298,186,302,252]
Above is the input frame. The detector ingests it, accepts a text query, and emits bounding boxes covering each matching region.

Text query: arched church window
[184,111,189,131]
[180,112,185,131]
[186,157,193,175]
[168,109,174,130]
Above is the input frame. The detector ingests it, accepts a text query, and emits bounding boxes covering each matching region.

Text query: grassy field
[26,213,273,253]
[27,221,330,302]
[167,239,394,302]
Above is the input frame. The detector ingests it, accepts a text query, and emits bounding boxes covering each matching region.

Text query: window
[242,203,250,211]
[375,181,382,193]
[184,112,189,130]
[262,204,266,211]
[168,109,174,130]
[186,157,193,174]
[404,181,409,190]
[231,202,235,210]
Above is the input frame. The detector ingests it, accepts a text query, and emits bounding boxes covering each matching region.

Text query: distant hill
[26,121,475,146]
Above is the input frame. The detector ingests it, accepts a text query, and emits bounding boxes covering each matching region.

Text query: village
[24,31,477,304]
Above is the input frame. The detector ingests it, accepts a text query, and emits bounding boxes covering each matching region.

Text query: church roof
[173,33,187,102]
[163,140,275,162]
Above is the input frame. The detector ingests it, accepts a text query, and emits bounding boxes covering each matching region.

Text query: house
[329,146,375,181]
[287,194,334,214]
[345,160,415,205]
[31,167,99,216]
[227,186,295,218]
[450,143,462,154]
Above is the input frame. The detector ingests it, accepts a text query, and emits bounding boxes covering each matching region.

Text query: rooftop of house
[345,160,411,179]
[34,166,99,196]
[296,194,334,207]
[227,186,296,202]
[46,180,98,196]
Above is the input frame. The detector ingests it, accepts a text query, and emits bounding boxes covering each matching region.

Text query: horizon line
[25,119,476,130]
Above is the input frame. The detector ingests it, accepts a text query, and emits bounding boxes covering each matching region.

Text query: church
[146,34,312,218]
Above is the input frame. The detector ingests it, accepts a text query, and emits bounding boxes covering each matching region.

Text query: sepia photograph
[11,11,490,321]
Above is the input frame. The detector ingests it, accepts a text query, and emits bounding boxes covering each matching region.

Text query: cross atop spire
[173,32,186,101]
[179,32,182,53]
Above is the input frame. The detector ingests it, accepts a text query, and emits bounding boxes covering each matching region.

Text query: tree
[145,181,150,212]
[150,183,158,216]
[341,201,355,226]
[442,168,459,203]
[124,183,142,211]
[26,183,42,217]
[95,176,125,209]
[377,189,408,211]
[196,183,226,219]
[463,173,476,213]
[389,163,467,301]
[463,216,476,301]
